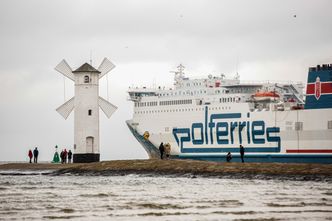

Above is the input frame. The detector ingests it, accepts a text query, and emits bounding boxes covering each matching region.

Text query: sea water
[0,171,331,221]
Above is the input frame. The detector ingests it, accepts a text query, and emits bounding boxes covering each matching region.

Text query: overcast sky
[0,0,331,162]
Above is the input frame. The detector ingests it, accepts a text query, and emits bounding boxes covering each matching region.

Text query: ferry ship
[126,64,332,163]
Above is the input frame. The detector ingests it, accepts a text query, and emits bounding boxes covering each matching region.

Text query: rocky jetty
[1,160,331,181]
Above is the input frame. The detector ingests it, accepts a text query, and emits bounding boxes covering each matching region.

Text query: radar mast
[171,64,185,87]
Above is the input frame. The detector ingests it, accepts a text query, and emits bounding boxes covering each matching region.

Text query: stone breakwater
[1,160,332,181]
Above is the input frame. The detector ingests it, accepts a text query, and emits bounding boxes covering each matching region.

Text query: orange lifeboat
[253,91,280,101]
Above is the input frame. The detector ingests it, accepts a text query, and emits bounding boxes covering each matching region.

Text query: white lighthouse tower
[55,58,117,163]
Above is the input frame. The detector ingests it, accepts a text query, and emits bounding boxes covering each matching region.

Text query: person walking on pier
[60,150,64,164]
[63,149,68,163]
[159,142,165,159]
[68,150,73,163]
[239,145,245,163]
[33,147,39,163]
[28,149,33,163]
[226,152,232,162]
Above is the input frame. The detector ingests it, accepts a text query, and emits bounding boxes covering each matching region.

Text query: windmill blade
[99,96,117,118]
[56,97,75,119]
[98,58,115,79]
[55,59,75,81]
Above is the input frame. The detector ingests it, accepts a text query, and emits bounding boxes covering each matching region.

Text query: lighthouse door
[86,136,94,153]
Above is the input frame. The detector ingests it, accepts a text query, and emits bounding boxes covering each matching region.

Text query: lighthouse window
[84,75,90,83]
[88,109,92,116]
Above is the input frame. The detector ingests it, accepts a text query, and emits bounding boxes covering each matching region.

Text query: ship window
[84,75,90,83]
[328,121,332,129]
[295,122,303,131]
[88,109,92,116]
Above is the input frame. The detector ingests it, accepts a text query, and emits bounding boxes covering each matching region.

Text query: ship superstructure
[127,64,332,163]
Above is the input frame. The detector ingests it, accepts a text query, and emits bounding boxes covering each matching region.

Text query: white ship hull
[127,106,332,163]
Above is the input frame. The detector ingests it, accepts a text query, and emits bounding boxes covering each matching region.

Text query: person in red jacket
[63,149,68,164]
[28,149,33,163]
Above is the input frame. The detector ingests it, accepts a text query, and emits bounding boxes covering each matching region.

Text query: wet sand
[1,160,332,180]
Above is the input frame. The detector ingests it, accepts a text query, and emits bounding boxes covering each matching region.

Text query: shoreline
[1,159,332,181]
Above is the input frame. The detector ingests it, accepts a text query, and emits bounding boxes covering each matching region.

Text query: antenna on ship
[170,64,185,86]
[177,64,185,74]
[234,56,240,80]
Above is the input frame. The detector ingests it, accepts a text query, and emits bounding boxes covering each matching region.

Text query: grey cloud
[0,0,332,161]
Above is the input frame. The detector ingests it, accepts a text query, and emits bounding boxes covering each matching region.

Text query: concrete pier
[1,160,331,180]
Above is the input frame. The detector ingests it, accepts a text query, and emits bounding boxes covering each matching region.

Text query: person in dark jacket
[240,145,245,163]
[159,142,165,159]
[33,147,39,163]
[28,149,33,163]
[60,150,64,164]
[226,152,232,162]
[68,150,73,163]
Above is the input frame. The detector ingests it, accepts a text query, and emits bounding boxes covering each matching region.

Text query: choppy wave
[0,174,331,220]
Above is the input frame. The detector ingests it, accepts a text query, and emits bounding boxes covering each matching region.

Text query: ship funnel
[304,64,332,109]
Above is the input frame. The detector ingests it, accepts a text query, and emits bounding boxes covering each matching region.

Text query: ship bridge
[128,88,157,101]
